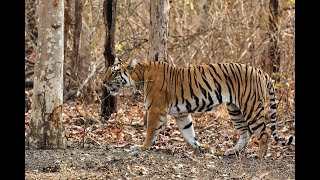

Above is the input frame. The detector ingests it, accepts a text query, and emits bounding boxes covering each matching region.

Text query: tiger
[103,58,293,158]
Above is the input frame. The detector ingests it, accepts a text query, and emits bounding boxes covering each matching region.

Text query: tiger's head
[103,58,138,96]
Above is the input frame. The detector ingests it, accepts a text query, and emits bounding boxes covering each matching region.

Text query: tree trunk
[266,0,280,82]
[143,0,170,126]
[148,0,170,62]
[101,0,117,119]
[28,0,66,149]
[71,0,83,85]
[64,0,72,60]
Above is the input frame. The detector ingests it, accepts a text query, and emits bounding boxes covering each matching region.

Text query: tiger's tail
[267,77,293,146]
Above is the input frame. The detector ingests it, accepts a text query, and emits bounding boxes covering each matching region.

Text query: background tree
[101,0,118,119]
[148,0,170,62]
[28,0,66,148]
[266,0,281,82]
[70,0,84,87]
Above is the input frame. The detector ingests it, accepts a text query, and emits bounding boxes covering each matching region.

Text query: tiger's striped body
[103,59,293,158]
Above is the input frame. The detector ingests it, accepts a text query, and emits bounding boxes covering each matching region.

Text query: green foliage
[115,42,127,52]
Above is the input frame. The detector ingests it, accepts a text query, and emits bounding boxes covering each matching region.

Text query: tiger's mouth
[104,83,120,96]
[109,89,119,96]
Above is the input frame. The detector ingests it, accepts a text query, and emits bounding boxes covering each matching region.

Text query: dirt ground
[25,144,295,179]
[25,92,295,179]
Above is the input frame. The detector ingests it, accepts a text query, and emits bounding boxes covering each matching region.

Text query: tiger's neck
[130,61,172,90]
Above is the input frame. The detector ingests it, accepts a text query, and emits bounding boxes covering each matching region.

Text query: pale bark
[148,0,170,61]
[28,0,66,148]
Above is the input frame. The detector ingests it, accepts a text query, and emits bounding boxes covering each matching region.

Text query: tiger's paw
[130,145,143,153]
[130,144,150,154]
[224,148,237,157]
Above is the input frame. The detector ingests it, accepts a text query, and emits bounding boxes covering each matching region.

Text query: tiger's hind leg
[225,103,251,156]
[174,114,201,153]
[248,107,270,158]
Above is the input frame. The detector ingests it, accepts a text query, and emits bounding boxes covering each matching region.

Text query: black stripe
[287,136,293,145]
[258,131,267,140]
[209,64,222,80]
[188,68,199,108]
[220,64,233,103]
[228,110,242,116]
[175,96,180,112]
[251,122,265,132]
[246,93,257,121]
[242,67,253,117]
[183,122,193,129]
[251,106,264,123]
[193,66,199,88]
[186,100,192,112]
[121,74,127,84]
[205,106,214,112]
[198,99,206,112]
[248,115,262,126]
[207,92,214,108]
[206,66,222,103]
[235,125,249,130]
[160,63,166,91]
[233,120,247,124]
[231,64,241,106]
[200,66,212,91]
[234,64,243,104]
[199,83,207,98]
[147,99,154,110]
[224,64,236,99]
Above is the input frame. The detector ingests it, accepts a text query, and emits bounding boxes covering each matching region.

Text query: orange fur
[103,59,293,157]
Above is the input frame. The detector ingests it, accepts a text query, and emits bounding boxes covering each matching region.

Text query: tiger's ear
[126,59,138,72]
[114,57,123,64]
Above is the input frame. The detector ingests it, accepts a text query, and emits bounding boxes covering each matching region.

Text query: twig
[197,124,216,132]
[107,120,145,128]
[25,71,34,78]
[64,56,104,101]
[76,57,104,97]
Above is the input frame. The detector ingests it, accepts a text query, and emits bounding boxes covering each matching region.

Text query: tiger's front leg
[137,107,168,151]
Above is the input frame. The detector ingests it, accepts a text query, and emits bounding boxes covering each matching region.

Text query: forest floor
[25,90,295,179]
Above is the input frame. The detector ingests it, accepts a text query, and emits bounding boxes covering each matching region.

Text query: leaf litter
[25,89,295,179]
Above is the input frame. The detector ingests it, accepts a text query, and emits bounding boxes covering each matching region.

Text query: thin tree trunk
[267,0,280,82]
[71,0,83,84]
[64,0,72,60]
[28,0,66,148]
[101,0,117,119]
[148,0,169,62]
[64,0,72,97]
[143,0,170,126]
